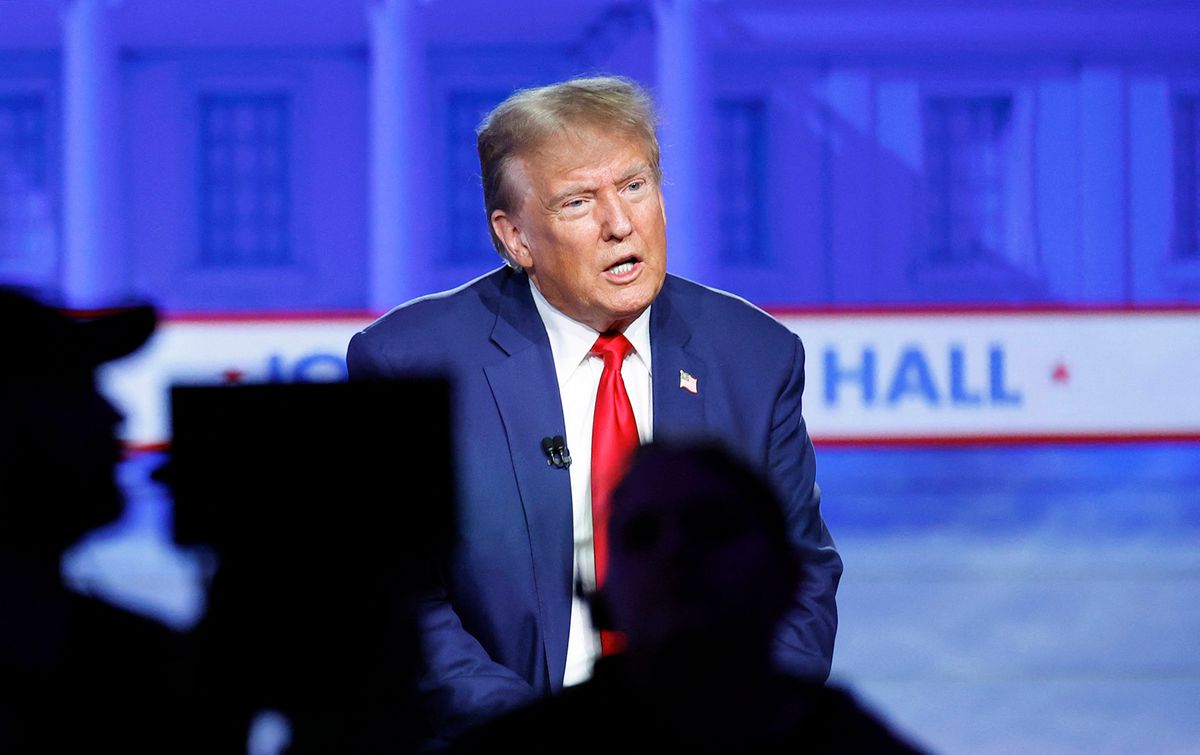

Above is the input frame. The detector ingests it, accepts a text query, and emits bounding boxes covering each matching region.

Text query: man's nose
[598,192,633,241]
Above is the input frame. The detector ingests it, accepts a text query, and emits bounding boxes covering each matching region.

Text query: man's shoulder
[346,266,518,376]
[660,274,799,350]
[359,266,511,340]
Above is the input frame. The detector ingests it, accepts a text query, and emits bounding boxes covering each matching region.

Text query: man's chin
[602,309,648,333]
[603,289,659,327]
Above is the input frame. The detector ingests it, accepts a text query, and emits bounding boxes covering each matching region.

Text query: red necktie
[590,332,638,655]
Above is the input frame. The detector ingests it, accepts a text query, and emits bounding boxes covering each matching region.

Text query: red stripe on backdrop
[123,432,1200,456]
[765,303,1200,317]
[123,442,171,457]
[813,432,1200,447]
[136,304,1200,324]
[159,310,379,323]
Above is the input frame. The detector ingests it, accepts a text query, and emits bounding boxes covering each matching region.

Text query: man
[347,76,842,744]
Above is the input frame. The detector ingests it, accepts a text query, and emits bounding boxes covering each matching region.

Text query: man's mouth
[605,257,639,277]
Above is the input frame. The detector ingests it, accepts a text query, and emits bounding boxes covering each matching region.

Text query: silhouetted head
[0,288,156,558]
[598,441,801,661]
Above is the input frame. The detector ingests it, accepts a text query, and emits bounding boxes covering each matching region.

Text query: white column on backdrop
[60,0,124,307]
[367,0,422,311]
[654,0,705,282]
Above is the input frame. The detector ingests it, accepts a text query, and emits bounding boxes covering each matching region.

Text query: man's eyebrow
[616,162,652,186]
[547,182,595,207]
[546,162,653,207]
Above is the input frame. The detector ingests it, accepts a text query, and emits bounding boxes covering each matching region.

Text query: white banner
[779,310,1200,442]
[100,317,367,447]
[100,311,1200,447]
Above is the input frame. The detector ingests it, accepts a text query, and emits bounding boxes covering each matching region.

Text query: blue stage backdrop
[4,2,1199,752]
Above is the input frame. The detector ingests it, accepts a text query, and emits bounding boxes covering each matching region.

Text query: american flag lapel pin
[679,369,699,394]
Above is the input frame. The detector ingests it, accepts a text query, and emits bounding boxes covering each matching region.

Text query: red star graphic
[222,368,246,384]
[1051,362,1070,384]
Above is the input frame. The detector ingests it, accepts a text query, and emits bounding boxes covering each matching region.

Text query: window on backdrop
[715,98,768,266]
[198,93,292,268]
[1173,94,1200,260]
[923,95,1013,265]
[445,90,507,265]
[0,93,55,287]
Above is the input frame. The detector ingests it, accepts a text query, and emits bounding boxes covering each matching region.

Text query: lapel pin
[679,369,699,394]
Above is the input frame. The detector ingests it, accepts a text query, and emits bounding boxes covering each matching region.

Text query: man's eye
[626,181,644,192]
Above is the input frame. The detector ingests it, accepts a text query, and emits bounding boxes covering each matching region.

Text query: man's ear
[491,210,532,269]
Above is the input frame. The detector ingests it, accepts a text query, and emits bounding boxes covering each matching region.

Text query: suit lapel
[651,278,709,441]
[483,271,573,691]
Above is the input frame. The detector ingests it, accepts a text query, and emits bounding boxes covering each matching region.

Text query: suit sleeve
[767,334,843,681]
[347,331,538,746]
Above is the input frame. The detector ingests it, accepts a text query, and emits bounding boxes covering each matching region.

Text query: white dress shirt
[528,278,653,687]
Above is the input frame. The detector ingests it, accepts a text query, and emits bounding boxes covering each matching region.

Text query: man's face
[3,382,125,551]
[492,127,667,333]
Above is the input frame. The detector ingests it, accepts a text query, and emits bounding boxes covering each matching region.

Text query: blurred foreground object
[457,442,923,754]
[0,288,189,754]
[168,380,455,753]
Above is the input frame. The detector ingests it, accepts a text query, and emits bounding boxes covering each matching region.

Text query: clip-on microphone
[541,435,572,469]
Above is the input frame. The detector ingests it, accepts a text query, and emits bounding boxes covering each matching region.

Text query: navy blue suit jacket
[347,266,842,740]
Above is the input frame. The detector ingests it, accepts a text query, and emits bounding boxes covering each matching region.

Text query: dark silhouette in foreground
[167,380,456,753]
[454,442,924,754]
[0,288,187,754]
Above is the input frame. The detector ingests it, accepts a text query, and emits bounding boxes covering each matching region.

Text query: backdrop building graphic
[3,0,1199,310]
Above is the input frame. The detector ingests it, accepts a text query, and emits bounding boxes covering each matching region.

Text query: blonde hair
[477,76,661,264]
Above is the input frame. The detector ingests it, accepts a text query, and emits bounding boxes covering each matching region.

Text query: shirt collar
[528,277,653,390]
